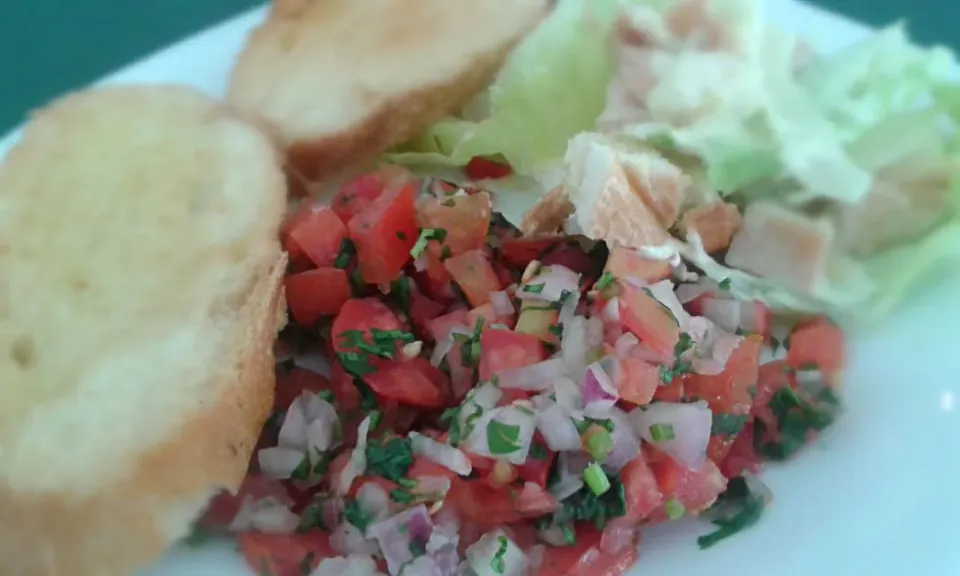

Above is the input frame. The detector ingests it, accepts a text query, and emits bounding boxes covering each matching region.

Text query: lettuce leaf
[385,0,632,176]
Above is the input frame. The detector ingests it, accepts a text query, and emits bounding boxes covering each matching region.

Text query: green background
[0,0,952,133]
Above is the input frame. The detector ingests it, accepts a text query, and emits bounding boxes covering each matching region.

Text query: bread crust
[0,86,288,576]
[227,0,550,182]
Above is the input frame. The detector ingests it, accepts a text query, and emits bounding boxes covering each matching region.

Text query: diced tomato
[515,435,555,488]
[478,329,547,382]
[364,357,449,408]
[331,166,409,223]
[648,453,728,517]
[513,482,558,517]
[285,268,352,326]
[745,301,773,337]
[615,354,660,406]
[706,435,737,466]
[618,282,681,357]
[720,422,762,478]
[653,374,685,402]
[619,453,664,522]
[685,335,762,415]
[448,480,556,529]
[348,182,418,285]
[426,309,472,342]
[331,298,404,354]
[286,206,347,268]
[787,317,845,385]
[468,302,505,329]
[515,300,560,344]
[239,531,335,576]
[444,249,502,307]
[444,341,475,400]
[498,236,563,268]
[604,245,671,283]
[413,251,456,302]
[538,526,638,576]
[540,242,600,280]
[327,363,362,411]
[464,156,512,180]
[753,360,793,429]
[408,456,458,481]
[408,289,446,333]
[416,192,491,257]
[491,258,518,287]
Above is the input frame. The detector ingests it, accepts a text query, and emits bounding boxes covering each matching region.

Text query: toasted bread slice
[0,86,287,576]
[227,0,552,182]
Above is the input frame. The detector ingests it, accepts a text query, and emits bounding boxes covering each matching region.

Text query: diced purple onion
[630,401,713,470]
[581,359,619,415]
[367,505,434,576]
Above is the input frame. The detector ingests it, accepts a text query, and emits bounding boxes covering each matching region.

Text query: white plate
[5,1,958,575]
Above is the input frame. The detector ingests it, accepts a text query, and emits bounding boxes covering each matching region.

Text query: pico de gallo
[192,165,845,576]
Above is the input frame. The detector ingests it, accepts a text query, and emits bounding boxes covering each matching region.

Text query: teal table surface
[0,0,953,133]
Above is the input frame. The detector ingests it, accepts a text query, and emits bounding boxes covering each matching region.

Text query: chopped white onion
[368,505,434,576]
[700,297,744,334]
[292,348,332,377]
[534,399,582,452]
[674,278,721,304]
[560,316,603,379]
[280,392,340,455]
[495,357,567,391]
[430,324,471,366]
[557,288,581,327]
[311,554,383,576]
[465,529,528,576]
[646,279,690,326]
[549,452,588,501]
[410,432,472,476]
[336,414,374,495]
[463,404,537,465]
[601,297,621,322]
[517,265,581,303]
[685,317,743,376]
[257,447,306,480]
[603,408,641,473]
[553,376,584,417]
[413,254,429,272]
[630,401,713,470]
[489,290,515,316]
[229,495,299,534]
[526,545,546,576]
[537,524,571,547]
[331,522,381,556]
[357,482,392,524]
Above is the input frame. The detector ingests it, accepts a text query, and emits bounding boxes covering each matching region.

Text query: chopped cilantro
[769,336,781,350]
[408,535,428,557]
[711,414,748,437]
[675,332,694,356]
[697,476,766,549]
[353,378,379,411]
[456,403,484,446]
[365,436,414,481]
[753,386,840,461]
[333,238,356,270]
[337,351,377,377]
[348,269,366,294]
[595,271,615,291]
[554,472,627,529]
[529,440,548,461]
[487,420,522,454]
[522,283,545,294]
[342,498,373,532]
[782,334,791,350]
[299,553,315,576]
[548,323,564,339]
[659,360,692,384]
[410,228,448,259]
[311,450,334,475]
[440,246,453,261]
[390,276,412,316]
[389,488,416,504]
[718,278,732,290]
[396,231,407,241]
[747,385,758,399]
[297,496,328,532]
[180,527,225,548]
[442,198,456,207]
[290,455,312,481]
[491,535,509,574]
[649,423,676,442]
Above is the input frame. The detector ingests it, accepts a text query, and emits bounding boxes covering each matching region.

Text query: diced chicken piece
[563,133,689,249]
[679,201,741,253]
[840,153,956,254]
[725,202,833,292]
[520,186,575,235]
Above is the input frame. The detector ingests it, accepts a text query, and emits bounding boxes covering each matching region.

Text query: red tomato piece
[239,531,335,576]
[653,374,685,402]
[604,245,671,283]
[364,357,449,408]
[540,243,599,280]
[286,206,347,268]
[498,236,563,268]
[408,456,458,481]
[685,335,762,415]
[753,359,793,429]
[327,362,362,411]
[426,309,472,342]
[538,526,639,576]
[615,354,660,406]
[465,156,512,180]
[331,298,404,354]
[619,453,664,522]
[196,475,291,530]
[416,192,492,257]
[447,480,523,528]
[515,435,555,488]
[408,289,446,333]
[787,317,845,385]
[332,166,410,223]
[469,302,514,330]
[285,268,352,326]
[348,182,418,285]
[719,421,763,478]
[412,251,456,302]
[444,249,503,308]
[649,454,728,517]
[478,329,547,382]
[706,435,737,466]
[618,282,681,357]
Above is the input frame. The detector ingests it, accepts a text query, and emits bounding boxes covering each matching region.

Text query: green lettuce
[385,0,634,176]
